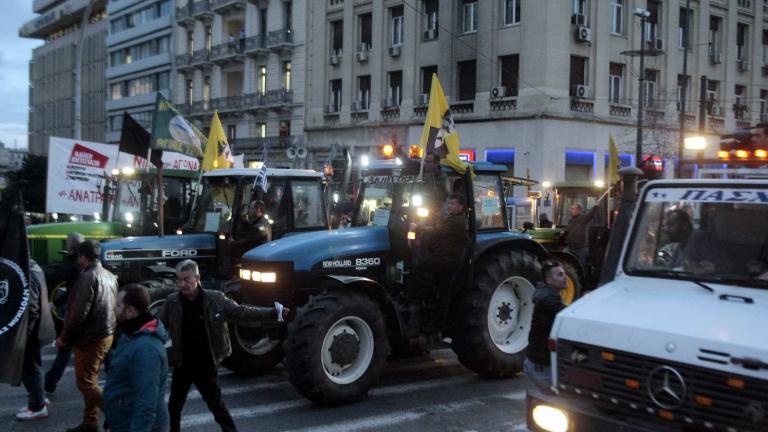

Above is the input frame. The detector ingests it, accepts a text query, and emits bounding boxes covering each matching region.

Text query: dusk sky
[0,1,42,150]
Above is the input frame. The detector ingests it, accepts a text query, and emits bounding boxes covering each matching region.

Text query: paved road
[0,346,529,431]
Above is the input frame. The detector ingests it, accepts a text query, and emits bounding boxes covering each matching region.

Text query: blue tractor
[98,167,329,374]
[237,159,549,405]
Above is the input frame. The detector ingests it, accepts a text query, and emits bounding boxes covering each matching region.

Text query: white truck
[527,177,768,432]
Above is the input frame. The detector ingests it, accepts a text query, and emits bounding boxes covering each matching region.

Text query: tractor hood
[243,226,390,271]
[27,221,124,239]
[553,276,768,380]
[100,233,216,261]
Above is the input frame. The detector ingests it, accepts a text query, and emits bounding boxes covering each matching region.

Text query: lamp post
[676,0,692,177]
[633,8,651,168]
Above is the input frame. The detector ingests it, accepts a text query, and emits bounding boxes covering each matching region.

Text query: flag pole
[157,164,164,236]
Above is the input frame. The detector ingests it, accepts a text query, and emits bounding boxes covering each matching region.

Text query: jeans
[73,335,113,427]
[22,336,45,411]
[169,367,237,432]
[564,245,589,266]
[45,347,72,392]
[524,358,552,391]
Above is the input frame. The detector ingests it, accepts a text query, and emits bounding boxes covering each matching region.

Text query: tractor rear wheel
[221,326,284,376]
[284,290,389,405]
[451,249,541,377]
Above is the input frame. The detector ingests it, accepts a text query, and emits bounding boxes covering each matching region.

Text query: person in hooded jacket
[103,284,168,432]
[525,261,569,390]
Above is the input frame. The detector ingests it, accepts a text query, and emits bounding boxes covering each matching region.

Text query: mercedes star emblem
[646,365,687,410]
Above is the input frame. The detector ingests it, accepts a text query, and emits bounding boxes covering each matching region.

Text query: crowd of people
[16,233,287,432]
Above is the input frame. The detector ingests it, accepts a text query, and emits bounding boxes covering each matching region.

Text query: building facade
[106,0,175,144]
[0,142,28,190]
[21,0,108,156]
[172,0,305,168]
[304,0,768,191]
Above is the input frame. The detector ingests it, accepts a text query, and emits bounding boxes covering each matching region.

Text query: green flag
[150,93,207,158]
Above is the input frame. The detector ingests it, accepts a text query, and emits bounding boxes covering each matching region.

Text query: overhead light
[360,155,370,167]
[594,180,605,188]
[395,157,402,165]
[417,207,429,218]
[124,212,134,222]
[111,169,120,176]
[121,167,135,176]
[684,136,707,150]
[412,195,423,206]
[333,193,339,203]
[52,213,59,220]
[542,181,552,189]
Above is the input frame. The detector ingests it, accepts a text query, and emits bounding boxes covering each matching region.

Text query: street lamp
[632,8,650,169]
[684,136,707,151]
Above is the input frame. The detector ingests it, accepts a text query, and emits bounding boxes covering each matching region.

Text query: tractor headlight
[239,269,277,283]
[261,272,277,283]
[416,207,429,218]
[240,269,251,280]
[531,404,569,432]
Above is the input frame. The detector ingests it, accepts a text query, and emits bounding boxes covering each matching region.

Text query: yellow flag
[417,74,450,155]
[202,111,233,171]
[608,134,620,185]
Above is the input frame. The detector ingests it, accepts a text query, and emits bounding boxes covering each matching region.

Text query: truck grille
[557,339,768,432]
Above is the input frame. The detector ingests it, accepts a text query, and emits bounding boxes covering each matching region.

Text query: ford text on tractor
[238,158,551,405]
[527,173,768,432]
[97,167,328,374]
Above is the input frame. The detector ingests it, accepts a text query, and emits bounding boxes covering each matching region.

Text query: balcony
[267,29,294,53]
[451,101,474,114]
[570,98,594,113]
[192,0,214,21]
[644,108,665,123]
[381,105,400,121]
[243,89,294,111]
[210,43,245,64]
[230,136,293,151]
[209,96,245,114]
[192,48,213,67]
[175,53,193,69]
[212,0,246,14]
[176,4,194,26]
[609,103,631,118]
[244,35,268,57]
[490,97,517,112]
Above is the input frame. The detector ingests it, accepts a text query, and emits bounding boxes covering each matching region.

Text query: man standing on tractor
[561,203,599,265]
[232,200,272,260]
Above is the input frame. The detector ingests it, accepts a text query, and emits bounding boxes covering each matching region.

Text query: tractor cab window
[625,187,768,289]
[555,188,607,227]
[162,176,192,233]
[262,180,288,237]
[355,183,394,227]
[191,177,237,233]
[473,175,504,230]
[114,178,142,226]
[292,180,326,229]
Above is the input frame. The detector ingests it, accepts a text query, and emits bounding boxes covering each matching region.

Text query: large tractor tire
[559,262,582,305]
[451,249,541,377]
[284,290,390,406]
[43,262,77,334]
[221,326,284,376]
[139,277,177,318]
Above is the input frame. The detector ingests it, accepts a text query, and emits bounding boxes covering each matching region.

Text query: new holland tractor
[236,158,550,405]
[97,167,329,374]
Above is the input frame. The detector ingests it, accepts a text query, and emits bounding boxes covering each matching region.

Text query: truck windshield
[190,177,237,233]
[625,186,768,289]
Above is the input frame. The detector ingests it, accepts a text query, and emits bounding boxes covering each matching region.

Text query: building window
[462,0,478,34]
[643,69,658,107]
[677,74,690,112]
[645,2,659,42]
[678,7,693,50]
[259,8,267,39]
[186,79,193,103]
[505,0,520,25]
[331,20,344,54]
[156,71,169,91]
[424,0,438,34]
[421,65,438,96]
[760,90,767,121]
[227,125,237,141]
[457,60,476,101]
[499,55,519,97]
[257,123,266,138]
[391,6,404,46]
[737,23,749,61]
[257,65,267,95]
[110,83,124,100]
[706,80,720,114]
[205,26,212,52]
[187,32,194,55]
[608,63,623,104]
[359,13,372,49]
[569,56,587,96]
[762,30,768,65]
[203,76,211,109]
[735,85,747,119]
[329,79,342,112]
[284,1,292,30]
[282,61,292,90]
[572,0,589,26]
[357,75,371,109]
[388,71,402,106]
[610,0,623,34]
[709,16,721,56]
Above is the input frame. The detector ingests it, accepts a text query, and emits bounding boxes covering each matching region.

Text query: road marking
[166,380,287,402]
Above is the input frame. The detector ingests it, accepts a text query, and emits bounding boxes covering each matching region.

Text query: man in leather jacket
[232,200,272,262]
[56,240,118,432]
[160,259,287,432]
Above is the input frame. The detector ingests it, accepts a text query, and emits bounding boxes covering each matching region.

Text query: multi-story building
[20,0,108,156]
[106,0,175,144]
[172,0,304,167]
[304,0,768,190]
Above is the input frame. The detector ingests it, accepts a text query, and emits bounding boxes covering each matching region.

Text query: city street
[0,346,529,431]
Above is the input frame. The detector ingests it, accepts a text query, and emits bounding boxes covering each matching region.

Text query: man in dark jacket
[160,259,287,432]
[562,203,599,265]
[104,284,168,432]
[232,200,272,261]
[45,232,84,394]
[16,260,56,420]
[56,240,118,432]
[525,261,569,390]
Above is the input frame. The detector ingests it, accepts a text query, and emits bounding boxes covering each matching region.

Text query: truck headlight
[531,405,569,432]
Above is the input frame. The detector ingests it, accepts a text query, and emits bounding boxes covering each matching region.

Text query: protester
[538,213,553,228]
[16,260,56,421]
[56,240,118,432]
[411,193,469,279]
[45,232,84,394]
[160,259,287,432]
[103,284,169,432]
[525,261,568,389]
[561,203,599,265]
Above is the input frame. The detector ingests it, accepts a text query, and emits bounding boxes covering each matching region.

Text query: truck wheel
[451,249,540,377]
[559,263,582,305]
[221,326,284,376]
[284,290,390,405]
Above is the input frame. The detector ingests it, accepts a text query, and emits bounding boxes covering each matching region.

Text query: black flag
[119,112,163,167]
[0,190,31,385]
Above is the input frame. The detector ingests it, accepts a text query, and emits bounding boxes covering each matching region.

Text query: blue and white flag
[253,165,269,192]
